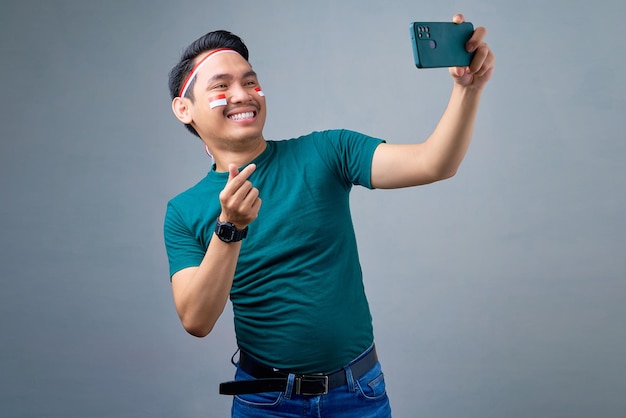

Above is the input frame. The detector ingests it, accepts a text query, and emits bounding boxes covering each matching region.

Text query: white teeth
[228,112,254,121]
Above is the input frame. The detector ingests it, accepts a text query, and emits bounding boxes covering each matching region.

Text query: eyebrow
[206,70,258,86]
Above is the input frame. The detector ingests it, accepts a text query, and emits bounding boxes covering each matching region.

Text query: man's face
[187,50,267,149]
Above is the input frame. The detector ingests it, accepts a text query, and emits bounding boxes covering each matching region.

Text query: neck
[211,138,267,172]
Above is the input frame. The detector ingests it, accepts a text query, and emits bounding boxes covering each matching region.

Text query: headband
[178,48,240,98]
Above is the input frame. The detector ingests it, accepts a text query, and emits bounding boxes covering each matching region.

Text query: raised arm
[371,14,495,189]
[171,164,261,337]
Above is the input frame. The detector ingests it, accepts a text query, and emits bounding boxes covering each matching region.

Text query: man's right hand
[218,163,262,229]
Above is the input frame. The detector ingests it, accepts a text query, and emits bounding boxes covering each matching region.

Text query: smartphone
[409,22,475,68]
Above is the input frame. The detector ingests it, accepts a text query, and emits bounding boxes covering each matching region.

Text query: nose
[229,83,252,104]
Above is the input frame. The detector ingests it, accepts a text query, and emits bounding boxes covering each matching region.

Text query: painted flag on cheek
[254,87,265,97]
[209,94,227,109]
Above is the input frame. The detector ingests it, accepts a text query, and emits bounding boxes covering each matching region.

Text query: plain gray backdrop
[1,1,625,417]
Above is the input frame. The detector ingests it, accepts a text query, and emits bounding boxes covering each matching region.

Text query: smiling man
[164,15,494,418]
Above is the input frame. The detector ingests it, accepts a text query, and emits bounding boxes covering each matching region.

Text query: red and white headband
[178,48,240,98]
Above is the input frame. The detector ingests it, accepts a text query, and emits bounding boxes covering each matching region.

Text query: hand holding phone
[409,22,475,69]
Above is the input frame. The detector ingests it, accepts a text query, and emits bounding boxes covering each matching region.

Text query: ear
[172,97,193,124]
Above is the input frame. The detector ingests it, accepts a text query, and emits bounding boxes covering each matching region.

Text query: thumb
[449,66,467,78]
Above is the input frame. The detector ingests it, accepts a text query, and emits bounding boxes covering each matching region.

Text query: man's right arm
[171,164,261,337]
[171,239,241,337]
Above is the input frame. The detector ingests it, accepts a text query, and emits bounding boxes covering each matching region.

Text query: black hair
[168,30,250,137]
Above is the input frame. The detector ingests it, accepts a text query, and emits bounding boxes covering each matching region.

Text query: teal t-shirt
[164,129,384,373]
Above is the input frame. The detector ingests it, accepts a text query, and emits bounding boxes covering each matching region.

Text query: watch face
[222,228,236,241]
[217,224,236,241]
[215,219,247,242]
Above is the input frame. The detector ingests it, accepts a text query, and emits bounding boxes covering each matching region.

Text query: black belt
[219,345,378,396]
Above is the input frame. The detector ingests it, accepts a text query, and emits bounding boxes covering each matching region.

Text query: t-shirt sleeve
[315,129,385,189]
[163,201,206,279]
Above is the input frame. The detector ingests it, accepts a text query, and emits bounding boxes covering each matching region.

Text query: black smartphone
[409,22,475,68]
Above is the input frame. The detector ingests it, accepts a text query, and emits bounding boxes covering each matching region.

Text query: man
[164,14,494,417]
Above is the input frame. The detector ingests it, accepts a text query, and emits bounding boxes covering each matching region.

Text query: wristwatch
[214,218,248,243]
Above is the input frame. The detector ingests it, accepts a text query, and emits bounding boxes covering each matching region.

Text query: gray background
[1,1,625,417]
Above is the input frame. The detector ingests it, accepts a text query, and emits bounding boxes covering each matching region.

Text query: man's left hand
[449,13,495,90]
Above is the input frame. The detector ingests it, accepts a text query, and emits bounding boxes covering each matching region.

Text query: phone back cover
[410,22,474,68]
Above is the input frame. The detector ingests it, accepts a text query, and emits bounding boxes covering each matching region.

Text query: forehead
[194,50,254,82]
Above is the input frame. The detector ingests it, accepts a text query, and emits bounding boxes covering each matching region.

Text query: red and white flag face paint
[209,94,227,109]
[254,87,265,97]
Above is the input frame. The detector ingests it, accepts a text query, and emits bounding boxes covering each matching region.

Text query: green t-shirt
[164,129,384,373]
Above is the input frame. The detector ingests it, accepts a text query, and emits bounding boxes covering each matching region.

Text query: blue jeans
[230,346,392,417]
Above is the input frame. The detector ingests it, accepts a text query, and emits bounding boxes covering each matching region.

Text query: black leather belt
[219,345,378,396]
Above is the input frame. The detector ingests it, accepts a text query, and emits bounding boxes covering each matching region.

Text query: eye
[211,83,228,90]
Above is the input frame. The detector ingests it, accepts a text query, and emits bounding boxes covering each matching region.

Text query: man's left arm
[371,14,495,189]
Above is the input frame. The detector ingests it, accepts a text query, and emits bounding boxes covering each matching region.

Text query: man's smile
[228,111,256,121]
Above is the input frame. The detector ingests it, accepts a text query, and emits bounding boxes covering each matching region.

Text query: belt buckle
[294,374,329,395]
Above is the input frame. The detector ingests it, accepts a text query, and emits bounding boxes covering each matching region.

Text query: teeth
[228,112,254,121]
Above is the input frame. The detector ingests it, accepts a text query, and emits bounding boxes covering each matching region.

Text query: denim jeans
[230,346,392,417]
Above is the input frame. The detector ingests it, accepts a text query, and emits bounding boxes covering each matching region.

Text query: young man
[164,14,494,417]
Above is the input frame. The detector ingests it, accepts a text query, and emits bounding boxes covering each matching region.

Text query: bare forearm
[423,84,482,179]
[172,237,241,337]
